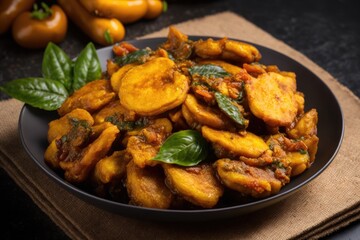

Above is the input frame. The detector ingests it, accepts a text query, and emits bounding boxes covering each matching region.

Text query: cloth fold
[1,12,359,240]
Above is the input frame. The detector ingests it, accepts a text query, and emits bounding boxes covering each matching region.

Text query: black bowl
[18,37,344,221]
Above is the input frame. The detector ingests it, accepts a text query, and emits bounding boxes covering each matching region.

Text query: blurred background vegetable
[0,0,35,34]
[0,0,167,48]
[144,0,166,19]
[57,0,125,46]
[12,3,68,49]
[78,0,148,24]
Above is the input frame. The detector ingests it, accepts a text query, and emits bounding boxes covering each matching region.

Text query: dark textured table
[1,0,359,239]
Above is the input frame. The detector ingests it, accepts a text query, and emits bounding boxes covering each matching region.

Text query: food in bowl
[44,26,319,209]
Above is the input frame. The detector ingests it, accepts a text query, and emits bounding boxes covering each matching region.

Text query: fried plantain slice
[183,94,234,130]
[126,118,173,168]
[58,79,116,116]
[286,109,318,139]
[60,124,120,183]
[93,150,130,185]
[119,57,189,116]
[201,126,268,158]
[47,108,94,143]
[126,160,173,209]
[214,158,282,198]
[194,38,261,63]
[285,151,310,176]
[245,72,298,127]
[163,163,224,208]
[110,63,136,93]
[92,150,131,198]
[93,100,136,125]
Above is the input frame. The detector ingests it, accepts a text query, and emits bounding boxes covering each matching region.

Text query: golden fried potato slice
[184,94,234,130]
[295,92,305,115]
[60,124,120,183]
[58,79,116,116]
[303,135,319,163]
[181,104,201,131]
[126,160,173,209]
[93,100,136,124]
[119,57,189,116]
[194,38,261,63]
[47,108,94,143]
[214,158,282,198]
[193,39,222,59]
[285,151,310,176]
[93,150,130,185]
[110,63,136,93]
[126,118,173,168]
[168,108,189,130]
[92,150,133,199]
[201,126,268,158]
[222,39,262,63]
[44,139,60,169]
[163,163,224,208]
[287,109,318,139]
[245,72,298,127]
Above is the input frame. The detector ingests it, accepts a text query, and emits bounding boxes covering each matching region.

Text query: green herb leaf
[104,29,113,44]
[105,115,149,131]
[152,130,208,166]
[114,48,151,66]
[42,42,72,91]
[299,149,308,155]
[73,42,102,91]
[189,64,231,78]
[215,92,246,127]
[0,78,68,110]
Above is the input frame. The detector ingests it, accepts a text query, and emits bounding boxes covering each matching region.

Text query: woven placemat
[1,11,359,240]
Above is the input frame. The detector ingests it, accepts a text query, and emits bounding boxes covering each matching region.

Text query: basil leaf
[42,42,72,91]
[114,48,151,66]
[0,78,68,110]
[189,64,231,78]
[73,42,102,91]
[152,130,208,166]
[215,92,246,127]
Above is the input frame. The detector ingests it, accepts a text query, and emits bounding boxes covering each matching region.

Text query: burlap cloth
[0,12,359,240]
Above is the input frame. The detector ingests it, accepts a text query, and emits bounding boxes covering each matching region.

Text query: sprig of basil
[73,42,102,91]
[0,42,102,111]
[42,42,72,91]
[114,48,151,66]
[152,130,209,166]
[0,78,68,110]
[215,92,246,127]
[189,64,231,78]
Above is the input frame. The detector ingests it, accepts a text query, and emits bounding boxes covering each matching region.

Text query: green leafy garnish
[299,149,308,155]
[214,92,246,127]
[42,42,72,91]
[152,130,208,166]
[105,115,149,131]
[0,78,68,110]
[0,42,102,111]
[73,42,102,91]
[114,48,151,66]
[189,64,231,78]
